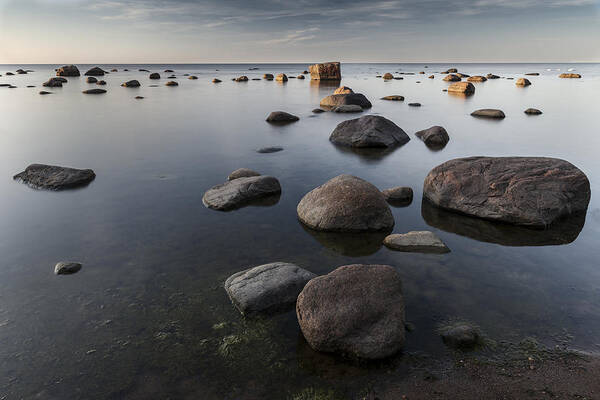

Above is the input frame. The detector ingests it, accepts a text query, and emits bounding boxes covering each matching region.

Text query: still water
[0,63,599,399]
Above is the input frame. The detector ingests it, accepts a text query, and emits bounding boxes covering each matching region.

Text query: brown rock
[467,76,487,82]
[56,65,80,77]
[333,86,354,95]
[559,73,581,78]
[383,72,394,80]
[308,62,341,80]
[516,78,531,86]
[447,82,475,95]
[275,73,288,82]
[443,74,461,82]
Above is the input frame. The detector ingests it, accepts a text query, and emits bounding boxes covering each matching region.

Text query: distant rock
[165,81,178,86]
[516,78,531,86]
[54,77,67,83]
[266,111,299,123]
[212,78,222,83]
[486,73,500,79]
[96,80,106,85]
[381,95,404,101]
[423,156,591,227]
[227,168,261,181]
[257,146,283,153]
[308,62,341,80]
[471,109,505,118]
[525,72,539,76]
[164,69,174,73]
[330,115,409,149]
[139,69,149,72]
[263,73,274,80]
[275,73,288,82]
[297,174,394,232]
[384,231,450,253]
[82,88,106,94]
[333,104,363,113]
[42,78,64,87]
[559,73,581,78]
[428,75,434,79]
[456,73,470,78]
[297,75,305,79]
[121,80,141,87]
[333,86,353,95]
[382,72,394,80]
[467,75,487,82]
[235,76,249,82]
[56,65,80,77]
[84,67,105,76]
[381,186,413,206]
[203,175,281,211]
[54,262,82,275]
[188,76,198,80]
[415,126,450,149]
[111,69,118,72]
[14,164,95,190]
[39,91,52,95]
[443,74,461,82]
[447,82,475,95]
[149,73,160,79]
[408,102,421,107]
[86,77,97,84]
[524,108,542,115]
[297,264,405,359]
[225,262,316,315]
[135,96,144,99]
[312,108,325,113]
[443,68,458,73]
[320,93,372,109]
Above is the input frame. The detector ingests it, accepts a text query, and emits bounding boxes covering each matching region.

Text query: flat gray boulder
[383,231,450,253]
[415,126,450,149]
[297,174,394,232]
[54,262,82,275]
[225,262,316,315]
[227,168,260,181]
[14,164,96,190]
[320,93,372,109]
[423,157,591,227]
[330,115,409,148]
[203,175,281,211]
[296,264,405,359]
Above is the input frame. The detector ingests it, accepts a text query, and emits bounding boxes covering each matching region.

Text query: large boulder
[329,115,409,148]
[423,157,591,227]
[202,175,281,211]
[56,65,80,77]
[13,164,95,190]
[84,67,105,76]
[308,62,341,80]
[225,262,316,315]
[296,264,405,359]
[415,126,450,149]
[320,93,372,109]
[447,82,475,95]
[297,174,394,232]
[266,111,299,123]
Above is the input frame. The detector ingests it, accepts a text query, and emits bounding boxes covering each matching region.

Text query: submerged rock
[471,109,505,118]
[423,156,591,227]
[516,78,531,86]
[54,262,82,275]
[467,75,487,82]
[308,62,341,80]
[82,89,106,94]
[333,86,353,95]
[486,73,500,79]
[235,76,249,82]
[256,147,283,154]
[329,115,409,148]
[96,80,106,85]
[439,322,481,349]
[227,168,260,181]
[86,77,97,84]
[381,186,413,207]
[56,65,80,77]
[296,264,405,359]
[39,91,52,95]
[333,104,363,113]
[381,95,404,101]
[84,67,105,76]
[297,174,394,232]
[225,262,316,315]
[415,126,450,149]
[14,164,96,190]
[312,108,325,114]
[266,111,299,123]
[202,175,282,211]
[262,73,274,80]
[165,81,178,86]
[383,231,450,253]
[121,80,141,87]
[447,82,475,95]
[149,73,160,79]
[524,108,542,115]
[212,78,222,83]
[42,78,64,87]
[188,76,198,80]
[408,102,421,107]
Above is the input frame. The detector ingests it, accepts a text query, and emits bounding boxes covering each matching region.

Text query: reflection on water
[421,199,586,246]
[300,223,389,256]
[331,143,401,162]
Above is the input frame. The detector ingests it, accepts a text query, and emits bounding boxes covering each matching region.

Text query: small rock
[257,147,283,153]
[408,102,421,107]
[443,74,461,82]
[524,108,542,115]
[235,76,249,82]
[415,126,450,149]
[212,78,222,83]
[263,73,274,80]
[96,80,106,85]
[82,89,106,94]
[164,69,174,73]
[383,231,450,253]
[486,73,500,79]
[381,186,413,206]
[447,82,475,95]
[86,77,97,84]
[525,72,539,76]
[227,168,260,181]
[516,78,531,86]
[121,80,141,87]
[333,86,353,95]
[149,73,160,79]
[312,108,325,113]
[439,323,481,349]
[188,76,198,80]
[135,96,144,99]
[381,95,404,101]
[471,109,505,118]
[266,111,299,123]
[165,81,178,86]
[467,76,487,82]
[559,73,581,78]
[428,75,434,79]
[275,73,288,82]
[42,78,64,87]
[333,104,363,113]
[54,262,82,275]
[84,67,105,76]
[382,72,394,80]
[296,75,305,79]
[56,65,80,77]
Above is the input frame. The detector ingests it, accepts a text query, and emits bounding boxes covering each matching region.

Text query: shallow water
[0,63,599,399]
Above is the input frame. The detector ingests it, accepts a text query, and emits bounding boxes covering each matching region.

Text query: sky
[1,0,599,63]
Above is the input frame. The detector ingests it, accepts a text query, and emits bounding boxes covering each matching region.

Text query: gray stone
[14,164,95,190]
[227,168,260,181]
[86,77,97,84]
[225,262,316,315]
[382,186,413,206]
[42,78,64,87]
[84,67,105,76]
[312,108,325,113]
[320,93,372,109]
[82,89,106,94]
[149,73,160,79]
[333,104,363,113]
[56,65,80,77]
[471,109,505,118]
[266,111,299,123]
[329,115,409,148]
[297,174,394,232]
[383,231,450,253]
[54,262,82,275]
[202,175,281,211]
[121,80,141,87]
[439,323,481,349]
[524,108,542,115]
[415,126,450,149]
[296,264,405,359]
[423,156,591,227]
[256,147,283,153]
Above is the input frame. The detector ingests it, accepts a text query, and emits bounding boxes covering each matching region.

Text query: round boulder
[84,67,105,76]
[320,93,372,109]
[516,78,531,86]
[382,72,394,80]
[149,73,160,79]
[266,111,299,123]
[329,115,409,148]
[415,126,450,149]
[56,65,80,77]
[296,264,405,359]
[297,174,394,232]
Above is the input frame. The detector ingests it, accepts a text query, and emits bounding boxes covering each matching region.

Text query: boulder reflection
[421,200,586,246]
[299,223,389,256]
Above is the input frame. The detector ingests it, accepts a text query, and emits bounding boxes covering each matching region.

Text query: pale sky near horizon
[1,0,599,64]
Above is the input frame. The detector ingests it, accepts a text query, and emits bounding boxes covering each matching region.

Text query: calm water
[1,63,599,399]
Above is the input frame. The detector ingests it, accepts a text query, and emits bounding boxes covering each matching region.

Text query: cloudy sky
[1,0,599,63]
